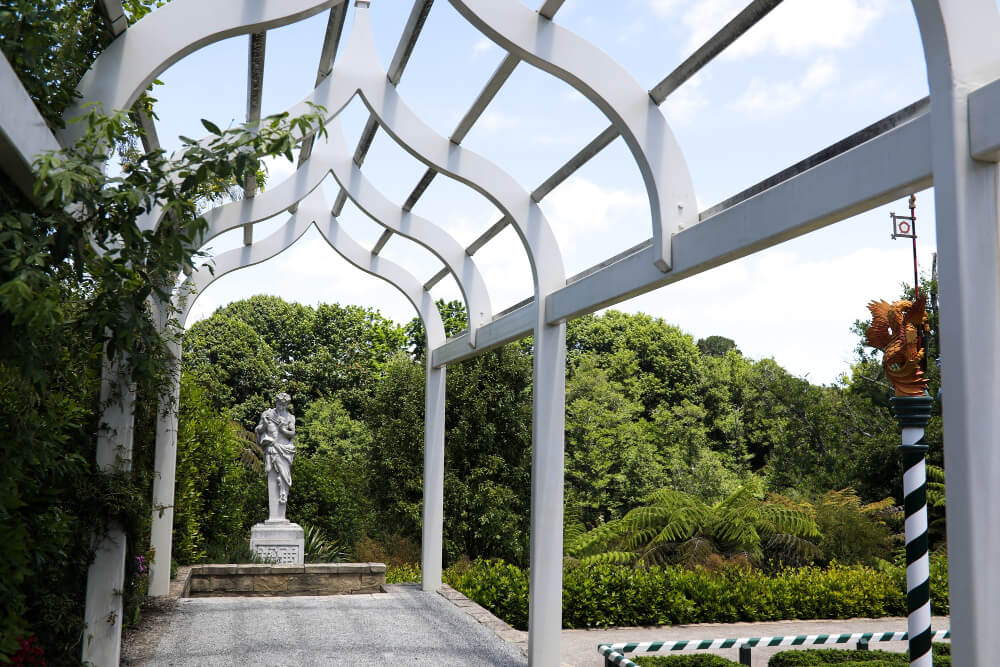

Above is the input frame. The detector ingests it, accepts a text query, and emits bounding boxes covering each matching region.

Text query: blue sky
[149,0,937,384]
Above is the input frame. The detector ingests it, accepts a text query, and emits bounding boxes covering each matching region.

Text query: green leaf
[201,119,222,135]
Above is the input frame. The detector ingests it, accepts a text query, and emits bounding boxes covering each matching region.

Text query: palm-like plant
[567,482,821,568]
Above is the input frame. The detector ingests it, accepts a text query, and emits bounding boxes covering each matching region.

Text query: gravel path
[122,584,526,666]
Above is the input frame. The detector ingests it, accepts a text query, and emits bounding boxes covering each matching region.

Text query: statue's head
[275,392,291,409]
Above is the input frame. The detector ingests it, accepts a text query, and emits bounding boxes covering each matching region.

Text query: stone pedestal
[250,520,304,564]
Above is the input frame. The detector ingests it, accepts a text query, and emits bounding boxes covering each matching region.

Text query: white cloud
[663,72,708,125]
[543,177,648,255]
[734,57,838,116]
[673,0,887,59]
[472,36,497,56]
[622,243,936,384]
[479,110,521,133]
[801,57,837,90]
[649,0,682,18]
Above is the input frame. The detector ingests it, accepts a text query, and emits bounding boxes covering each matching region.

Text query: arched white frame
[0,0,997,664]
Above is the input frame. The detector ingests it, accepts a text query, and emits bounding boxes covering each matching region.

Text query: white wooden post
[912,1,1000,664]
[421,362,446,591]
[148,333,181,598]
[527,311,567,666]
[82,353,135,666]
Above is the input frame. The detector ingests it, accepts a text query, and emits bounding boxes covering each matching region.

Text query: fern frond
[619,505,676,530]
[566,519,628,557]
[579,551,638,567]
[674,536,716,568]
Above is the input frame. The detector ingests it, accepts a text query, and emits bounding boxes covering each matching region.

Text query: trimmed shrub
[768,647,951,667]
[768,649,902,665]
[444,559,529,630]
[635,655,741,666]
[386,563,421,583]
[444,558,949,631]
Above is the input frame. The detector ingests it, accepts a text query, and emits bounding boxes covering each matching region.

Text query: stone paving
[122,571,948,667]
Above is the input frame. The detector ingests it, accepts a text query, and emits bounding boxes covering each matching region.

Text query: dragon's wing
[903,295,928,328]
[866,300,893,350]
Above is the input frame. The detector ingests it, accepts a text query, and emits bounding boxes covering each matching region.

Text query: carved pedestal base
[250,521,304,564]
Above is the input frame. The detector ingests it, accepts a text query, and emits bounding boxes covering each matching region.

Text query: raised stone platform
[186,563,386,597]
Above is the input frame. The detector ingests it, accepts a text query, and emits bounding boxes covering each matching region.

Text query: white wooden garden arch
[2,0,1000,664]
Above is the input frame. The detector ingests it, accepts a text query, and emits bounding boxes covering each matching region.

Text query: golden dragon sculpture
[865,296,929,397]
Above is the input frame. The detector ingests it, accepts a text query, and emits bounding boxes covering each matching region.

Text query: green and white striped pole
[890,394,935,667]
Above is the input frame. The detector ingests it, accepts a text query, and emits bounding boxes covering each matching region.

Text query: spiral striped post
[890,394,935,667]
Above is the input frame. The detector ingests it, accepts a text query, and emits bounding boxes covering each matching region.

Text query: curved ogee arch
[179,190,445,346]
[188,122,493,345]
[447,0,697,272]
[280,5,566,297]
[321,120,493,343]
[165,187,449,601]
[59,0,342,143]
[125,4,562,299]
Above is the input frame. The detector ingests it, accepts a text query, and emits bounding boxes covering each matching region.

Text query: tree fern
[569,483,820,568]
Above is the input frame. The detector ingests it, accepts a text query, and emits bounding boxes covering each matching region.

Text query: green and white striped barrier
[598,629,952,666]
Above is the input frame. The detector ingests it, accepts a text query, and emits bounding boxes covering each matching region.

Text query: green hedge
[445,560,530,629]
[444,557,949,631]
[386,563,422,583]
[767,645,951,666]
[635,655,740,666]
[768,649,901,665]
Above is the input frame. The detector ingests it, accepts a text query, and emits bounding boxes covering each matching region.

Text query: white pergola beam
[398,0,568,220]
[96,0,128,36]
[243,31,267,245]
[432,106,933,367]
[389,0,435,85]
[455,0,781,261]
[61,0,340,144]
[371,228,394,254]
[531,125,618,202]
[537,0,564,20]
[297,4,348,166]
[403,53,520,211]
[911,2,1000,664]
[94,0,163,154]
[452,54,520,144]
[969,76,1000,161]
[700,97,929,218]
[465,216,511,256]
[648,0,783,104]
[423,266,449,290]
[0,55,61,202]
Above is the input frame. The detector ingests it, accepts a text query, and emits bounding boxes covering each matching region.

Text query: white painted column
[149,333,181,597]
[82,353,135,667]
[421,361,446,591]
[912,2,1000,664]
[527,309,567,666]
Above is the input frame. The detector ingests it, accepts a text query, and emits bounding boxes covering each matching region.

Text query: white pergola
[3,0,1000,665]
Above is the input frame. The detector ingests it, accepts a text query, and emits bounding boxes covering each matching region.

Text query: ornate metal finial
[866,296,929,396]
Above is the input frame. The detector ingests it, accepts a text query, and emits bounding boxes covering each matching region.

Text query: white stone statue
[255,392,296,523]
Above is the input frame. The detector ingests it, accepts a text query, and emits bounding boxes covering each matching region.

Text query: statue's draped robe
[256,408,295,504]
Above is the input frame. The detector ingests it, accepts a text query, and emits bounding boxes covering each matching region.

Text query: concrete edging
[437,584,528,657]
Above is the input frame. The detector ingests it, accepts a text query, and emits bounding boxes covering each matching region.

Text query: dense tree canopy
[173,291,940,579]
